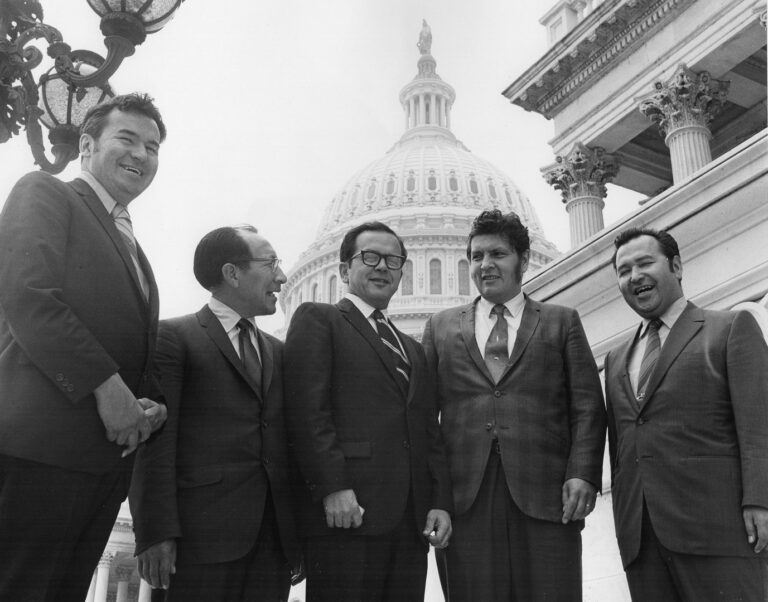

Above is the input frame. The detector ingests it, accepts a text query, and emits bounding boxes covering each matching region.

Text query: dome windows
[386,173,396,196]
[427,169,438,192]
[429,258,442,294]
[457,259,470,295]
[367,179,377,200]
[328,275,338,304]
[488,179,497,200]
[406,171,416,193]
[401,260,413,296]
[449,171,459,192]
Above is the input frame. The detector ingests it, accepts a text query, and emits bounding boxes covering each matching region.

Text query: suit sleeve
[563,309,607,490]
[129,322,183,554]
[728,311,768,508]
[0,173,117,402]
[604,351,618,488]
[284,303,351,502]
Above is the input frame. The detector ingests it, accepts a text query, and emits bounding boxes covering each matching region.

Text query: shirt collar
[79,170,123,216]
[478,290,526,318]
[208,296,258,334]
[344,293,387,320]
[641,295,687,336]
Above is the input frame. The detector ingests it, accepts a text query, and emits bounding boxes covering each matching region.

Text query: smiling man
[284,221,453,602]
[0,93,167,601]
[422,209,606,601]
[130,225,300,601]
[605,227,768,600]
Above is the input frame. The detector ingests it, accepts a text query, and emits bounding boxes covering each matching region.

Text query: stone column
[409,96,415,128]
[85,570,97,602]
[93,552,114,602]
[542,142,619,248]
[419,94,426,125]
[430,93,437,124]
[115,568,132,602]
[138,579,153,602]
[639,63,729,183]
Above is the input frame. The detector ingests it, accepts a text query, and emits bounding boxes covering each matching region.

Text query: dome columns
[639,64,729,183]
[543,142,619,248]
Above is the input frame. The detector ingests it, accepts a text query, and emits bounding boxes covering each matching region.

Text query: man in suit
[0,93,167,601]
[284,221,453,602]
[605,226,768,600]
[422,209,606,601]
[130,225,300,601]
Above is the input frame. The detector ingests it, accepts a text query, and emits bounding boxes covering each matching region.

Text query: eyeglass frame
[349,250,406,270]
[233,256,282,273]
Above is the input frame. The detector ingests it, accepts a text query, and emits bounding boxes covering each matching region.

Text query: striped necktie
[110,204,149,301]
[484,304,509,383]
[636,319,662,403]
[372,310,410,391]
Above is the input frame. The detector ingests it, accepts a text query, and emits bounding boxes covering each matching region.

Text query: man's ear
[221,263,239,287]
[339,261,349,284]
[79,133,94,158]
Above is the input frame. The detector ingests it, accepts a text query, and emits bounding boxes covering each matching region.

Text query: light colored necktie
[110,204,149,301]
[484,304,509,383]
[636,319,662,403]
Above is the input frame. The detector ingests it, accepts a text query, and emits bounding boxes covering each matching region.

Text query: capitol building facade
[279,25,559,336]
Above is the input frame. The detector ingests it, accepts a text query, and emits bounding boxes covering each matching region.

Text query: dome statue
[280,25,560,337]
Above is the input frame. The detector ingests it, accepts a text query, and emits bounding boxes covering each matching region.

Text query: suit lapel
[643,303,703,403]
[393,321,417,403]
[502,297,540,381]
[72,178,148,310]
[460,301,495,384]
[617,327,642,412]
[197,306,263,401]
[337,298,405,397]
[257,330,274,398]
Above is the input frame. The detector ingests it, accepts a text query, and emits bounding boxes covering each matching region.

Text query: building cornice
[502,0,696,119]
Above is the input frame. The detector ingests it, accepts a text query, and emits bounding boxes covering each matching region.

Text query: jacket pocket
[177,467,223,489]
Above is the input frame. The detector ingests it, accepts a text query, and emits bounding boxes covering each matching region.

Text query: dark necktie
[237,319,262,393]
[484,304,509,383]
[636,319,662,403]
[110,203,149,301]
[372,310,410,391]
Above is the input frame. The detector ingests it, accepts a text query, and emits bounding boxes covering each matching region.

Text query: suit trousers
[440,450,582,602]
[625,504,768,602]
[0,453,132,602]
[162,497,291,602]
[303,499,427,602]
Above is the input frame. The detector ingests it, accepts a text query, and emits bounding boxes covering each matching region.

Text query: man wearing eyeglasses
[284,221,453,601]
[129,225,301,601]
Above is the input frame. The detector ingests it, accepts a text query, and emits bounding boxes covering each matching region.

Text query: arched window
[401,260,413,296]
[427,169,437,191]
[386,173,395,195]
[367,180,376,200]
[469,174,479,195]
[504,186,513,205]
[349,185,359,209]
[429,259,442,294]
[328,275,338,304]
[406,170,416,192]
[488,180,497,199]
[311,283,318,302]
[449,171,459,192]
[457,260,470,295]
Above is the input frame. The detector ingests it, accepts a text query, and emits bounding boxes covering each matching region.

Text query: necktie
[636,319,662,402]
[237,319,262,394]
[110,204,149,301]
[372,310,410,391]
[484,304,509,383]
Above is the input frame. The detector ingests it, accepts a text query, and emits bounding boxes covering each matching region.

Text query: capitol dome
[281,22,559,337]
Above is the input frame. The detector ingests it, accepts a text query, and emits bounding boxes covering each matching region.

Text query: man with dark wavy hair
[0,93,167,601]
[423,209,606,601]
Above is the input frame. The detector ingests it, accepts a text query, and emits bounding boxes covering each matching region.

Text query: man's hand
[137,398,167,432]
[323,489,363,529]
[423,509,452,549]
[561,478,597,524]
[743,506,768,553]
[137,539,176,590]
[94,373,151,457]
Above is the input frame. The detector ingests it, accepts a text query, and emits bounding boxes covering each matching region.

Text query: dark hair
[80,92,166,142]
[612,227,680,270]
[193,225,259,290]
[466,209,530,258]
[339,221,407,264]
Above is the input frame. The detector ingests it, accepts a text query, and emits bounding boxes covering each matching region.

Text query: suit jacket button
[485,423,493,431]
[637,417,646,425]
[494,390,501,398]
[56,373,64,382]
[261,420,268,428]
[66,384,75,392]
[263,457,270,465]
[403,441,410,449]
[635,457,639,463]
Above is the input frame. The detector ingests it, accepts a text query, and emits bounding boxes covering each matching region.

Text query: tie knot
[110,204,129,220]
[648,319,662,334]
[372,309,386,323]
[491,304,506,319]
[237,318,253,334]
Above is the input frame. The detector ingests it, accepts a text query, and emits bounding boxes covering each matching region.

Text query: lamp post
[0,0,183,173]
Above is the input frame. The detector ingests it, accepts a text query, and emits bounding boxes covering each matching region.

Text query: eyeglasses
[237,257,282,273]
[350,250,406,270]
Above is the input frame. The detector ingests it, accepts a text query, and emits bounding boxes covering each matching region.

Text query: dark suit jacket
[605,303,768,567]
[422,296,606,522]
[0,172,159,473]
[283,299,453,539]
[129,307,300,567]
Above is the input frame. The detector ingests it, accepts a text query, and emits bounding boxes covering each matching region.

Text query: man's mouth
[121,165,142,176]
[634,284,654,295]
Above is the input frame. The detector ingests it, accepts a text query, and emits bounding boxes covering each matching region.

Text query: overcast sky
[0,0,643,334]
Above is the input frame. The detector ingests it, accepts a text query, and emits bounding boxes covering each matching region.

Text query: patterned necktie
[372,310,410,391]
[636,319,662,402]
[110,204,149,301]
[237,319,262,393]
[484,304,509,383]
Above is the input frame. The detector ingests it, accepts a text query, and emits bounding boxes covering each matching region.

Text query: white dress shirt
[208,296,261,362]
[475,291,526,358]
[344,293,407,358]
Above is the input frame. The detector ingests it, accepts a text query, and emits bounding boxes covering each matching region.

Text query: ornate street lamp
[0,0,183,173]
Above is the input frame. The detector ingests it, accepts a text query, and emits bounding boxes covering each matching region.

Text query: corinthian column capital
[542,142,619,203]
[639,63,729,138]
